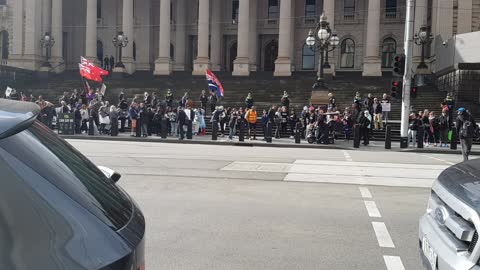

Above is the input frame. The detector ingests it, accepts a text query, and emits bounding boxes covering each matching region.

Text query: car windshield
[0,121,132,230]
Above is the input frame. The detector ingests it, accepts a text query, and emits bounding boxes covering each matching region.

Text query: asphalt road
[68,140,472,270]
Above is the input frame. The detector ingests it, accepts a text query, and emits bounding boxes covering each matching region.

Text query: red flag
[80,57,109,82]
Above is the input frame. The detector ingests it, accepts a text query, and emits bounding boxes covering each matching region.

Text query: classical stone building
[0,0,478,77]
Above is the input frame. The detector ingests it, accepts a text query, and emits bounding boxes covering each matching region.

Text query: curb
[400,149,480,156]
[60,135,348,150]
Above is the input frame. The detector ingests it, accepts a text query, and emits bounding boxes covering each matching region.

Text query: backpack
[462,118,475,138]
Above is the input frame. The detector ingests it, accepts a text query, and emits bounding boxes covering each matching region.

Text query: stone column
[432,0,453,41]
[233,0,250,76]
[362,0,382,77]
[154,0,172,75]
[24,0,41,70]
[173,0,186,71]
[413,0,427,64]
[249,0,257,71]
[274,0,293,76]
[51,0,64,72]
[457,0,472,34]
[193,0,210,75]
[85,0,97,61]
[42,0,52,38]
[323,0,335,74]
[118,0,135,73]
[11,0,24,59]
[210,0,222,71]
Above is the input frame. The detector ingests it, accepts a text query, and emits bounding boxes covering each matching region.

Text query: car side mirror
[98,166,121,183]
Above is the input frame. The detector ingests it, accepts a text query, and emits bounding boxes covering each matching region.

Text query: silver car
[419,159,480,270]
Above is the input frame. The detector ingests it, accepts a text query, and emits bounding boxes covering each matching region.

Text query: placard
[57,113,75,135]
[381,102,391,112]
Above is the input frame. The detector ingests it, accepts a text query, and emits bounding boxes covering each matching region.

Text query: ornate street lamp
[305,13,339,89]
[112,31,129,68]
[414,25,433,69]
[40,32,55,67]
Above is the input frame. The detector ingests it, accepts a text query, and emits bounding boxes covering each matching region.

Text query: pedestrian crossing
[221,159,448,188]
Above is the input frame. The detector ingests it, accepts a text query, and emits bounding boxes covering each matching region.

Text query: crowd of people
[3,87,477,159]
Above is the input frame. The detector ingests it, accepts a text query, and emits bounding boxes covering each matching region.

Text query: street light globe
[118,34,124,41]
[317,28,329,41]
[419,30,427,41]
[44,35,50,42]
[330,34,340,47]
[306,35,315,47]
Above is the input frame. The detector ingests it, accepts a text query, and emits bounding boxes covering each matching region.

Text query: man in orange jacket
[246,106,258,140]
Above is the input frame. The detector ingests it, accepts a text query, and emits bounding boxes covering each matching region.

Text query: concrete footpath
[60,133,480,155]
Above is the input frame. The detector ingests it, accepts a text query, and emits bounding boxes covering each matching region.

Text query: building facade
[0,0,478,76]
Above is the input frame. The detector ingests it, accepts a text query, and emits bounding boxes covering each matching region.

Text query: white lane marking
[364,201,382,218]
[372,222,395,248]
[359,187,372,198]
[419,154,455,165]
[342,150,353,162]
[285,173,434,188]
[294,160,448,170]
[383,256,405,270]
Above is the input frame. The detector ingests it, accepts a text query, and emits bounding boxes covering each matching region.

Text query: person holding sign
[381,93,391,126]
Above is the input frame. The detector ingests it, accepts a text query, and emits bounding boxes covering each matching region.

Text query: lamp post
[306,13,339,89]
[40,32,55,68]
[112,31,129,68]
[414,25,433,69]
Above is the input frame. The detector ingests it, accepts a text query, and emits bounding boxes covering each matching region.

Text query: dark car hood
[0,99,39,139]
[437,159,480,211]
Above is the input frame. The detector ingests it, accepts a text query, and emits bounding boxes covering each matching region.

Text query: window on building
[268,0,279,19]
[170,2,175,24]
[385,0,397,18]
[97,0,102,19]
[232,0,239,23]
[302,43,315,70]
[381,38,396,68]
[305,0,316,22]
[340,38,355,68]
[0,31,8,60]
[344,0,355,19]
[133,42,136,61]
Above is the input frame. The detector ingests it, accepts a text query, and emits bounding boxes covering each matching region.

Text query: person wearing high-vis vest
[246,106,258,140]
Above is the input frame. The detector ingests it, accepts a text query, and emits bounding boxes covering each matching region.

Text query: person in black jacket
[456,108,477,161]
[209,91,218,113]
[408,113,419,147]
[200,90,208,113]
[139,103,149,137]
[177,107,187,140]
[438,110,449,147]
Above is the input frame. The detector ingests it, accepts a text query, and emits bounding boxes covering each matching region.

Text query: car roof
[0,98,40,139]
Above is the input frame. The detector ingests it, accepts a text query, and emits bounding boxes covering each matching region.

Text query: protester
[200,90,208,113]
[359,110,372,146]
[209,91,218,113]
[381,93,390,125]
[129,102,139,137]
[246,106,258,140]
[328,93,336,111]
[177,107,187,140]
[372,98,383,130]
[110,105,119,136]
[408,113,419,147]
[168,107,178,136]
[438,110,449,147]
[245,93,254,109]
[456,108,477,161]
[228,108,239,141]
[281,91,290,112]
